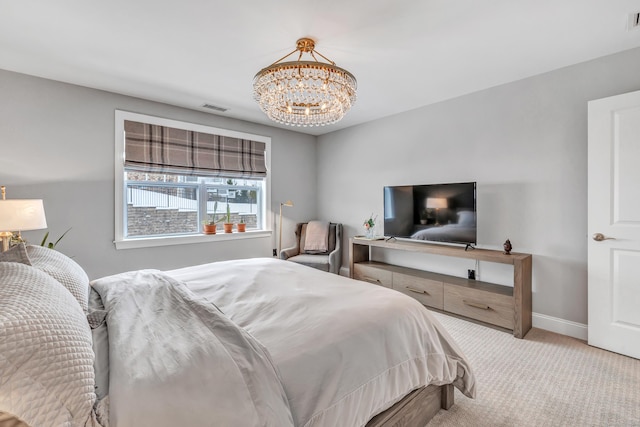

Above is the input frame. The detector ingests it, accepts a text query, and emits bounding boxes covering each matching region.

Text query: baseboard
[532,312,587,341]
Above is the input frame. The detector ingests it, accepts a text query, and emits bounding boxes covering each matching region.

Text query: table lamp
[0,186,48,252]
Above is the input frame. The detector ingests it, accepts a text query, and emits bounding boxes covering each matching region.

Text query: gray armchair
[280,222,342,274]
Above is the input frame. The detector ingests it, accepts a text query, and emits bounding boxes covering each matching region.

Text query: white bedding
[90,269,294,427]
[167,258,476,427]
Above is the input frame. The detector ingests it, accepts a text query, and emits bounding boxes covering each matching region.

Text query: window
[114,111,271,249]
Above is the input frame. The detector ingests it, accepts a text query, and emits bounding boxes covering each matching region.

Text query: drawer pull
[463,300,490,310]
[363,276,382,284]
[405,286,429,295]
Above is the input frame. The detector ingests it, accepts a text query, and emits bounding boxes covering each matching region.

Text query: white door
[588,90,640,359]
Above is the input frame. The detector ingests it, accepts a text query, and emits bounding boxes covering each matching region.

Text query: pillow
[26,244,89,313]
[0,243,31,265]
[457,211,476,226]
[0,262,97,427]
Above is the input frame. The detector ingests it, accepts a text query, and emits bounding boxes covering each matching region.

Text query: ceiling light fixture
[253,38,357,127]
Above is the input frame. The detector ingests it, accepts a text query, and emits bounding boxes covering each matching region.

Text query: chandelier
[253,38,357,127]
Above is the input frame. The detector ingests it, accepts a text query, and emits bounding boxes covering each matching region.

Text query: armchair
[280,222,342,274]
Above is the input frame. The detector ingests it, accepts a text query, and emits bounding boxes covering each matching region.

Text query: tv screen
[383,182,476,245]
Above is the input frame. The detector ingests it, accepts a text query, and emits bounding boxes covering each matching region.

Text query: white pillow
[0,262,97,427]
[27,244,90,313]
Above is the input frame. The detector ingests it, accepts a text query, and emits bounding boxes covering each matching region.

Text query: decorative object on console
[503,239,512,255]
[0,186,48,252]
[278,200,294,254]
[363,213,377,239]
[253,38,357,127]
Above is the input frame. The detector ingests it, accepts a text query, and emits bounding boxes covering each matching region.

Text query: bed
[0,244,476,427]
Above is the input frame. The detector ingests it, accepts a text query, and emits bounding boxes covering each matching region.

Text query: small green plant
[40,228,71,249]
[224,202,232,224]
[239,216,245,224]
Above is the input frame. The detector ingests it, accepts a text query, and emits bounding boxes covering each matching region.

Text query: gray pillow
[26,244,89,313]
[0,262,96,426]
[0,243,31,265]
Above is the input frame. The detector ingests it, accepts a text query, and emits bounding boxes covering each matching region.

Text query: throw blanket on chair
[304,221,329,253]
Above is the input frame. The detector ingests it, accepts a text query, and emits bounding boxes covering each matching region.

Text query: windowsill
[114,230,272,250]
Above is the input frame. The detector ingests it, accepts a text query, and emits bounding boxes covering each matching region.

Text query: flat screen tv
[383,182,476,245]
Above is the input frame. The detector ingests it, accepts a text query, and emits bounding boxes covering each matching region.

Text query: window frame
[114,110,272,250]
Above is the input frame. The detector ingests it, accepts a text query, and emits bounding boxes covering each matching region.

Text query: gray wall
[3,47,640,328]
[0,69,316,278]
[316,47,640,326]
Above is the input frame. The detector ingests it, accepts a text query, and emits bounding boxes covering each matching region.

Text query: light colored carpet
[428,312,640,427]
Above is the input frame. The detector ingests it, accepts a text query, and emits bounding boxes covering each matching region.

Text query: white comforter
[168,258,476,427]
[90,269,294,427]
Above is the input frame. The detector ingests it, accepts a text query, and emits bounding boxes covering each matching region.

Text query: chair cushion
[287,254,331,272]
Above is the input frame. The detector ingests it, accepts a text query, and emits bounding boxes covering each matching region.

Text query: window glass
[124,172,263,238]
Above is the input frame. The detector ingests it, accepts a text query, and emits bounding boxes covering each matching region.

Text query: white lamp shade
[0,199,48,231]
[426,198,448,209]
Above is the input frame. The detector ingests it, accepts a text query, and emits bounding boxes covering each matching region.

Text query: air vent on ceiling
[629,12,640,30]
[201,103,228,112]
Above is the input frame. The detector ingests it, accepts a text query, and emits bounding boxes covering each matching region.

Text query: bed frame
[366,384,454,427]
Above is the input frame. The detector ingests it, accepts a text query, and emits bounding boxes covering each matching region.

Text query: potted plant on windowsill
[223,202,233,233]
[237,216,246,232]
[202,202,223,234]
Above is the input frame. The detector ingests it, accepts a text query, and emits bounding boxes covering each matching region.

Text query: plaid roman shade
[124,120,267,178]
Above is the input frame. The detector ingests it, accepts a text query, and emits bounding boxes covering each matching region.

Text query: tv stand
[464,243,475,251]
[349,238,532,338]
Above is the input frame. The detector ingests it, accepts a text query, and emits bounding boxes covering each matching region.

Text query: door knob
[592,233,614,241]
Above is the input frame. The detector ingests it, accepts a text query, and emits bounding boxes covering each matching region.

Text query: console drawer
[444,284,514,329]
[353,264,392,288]
[393,273,444,310]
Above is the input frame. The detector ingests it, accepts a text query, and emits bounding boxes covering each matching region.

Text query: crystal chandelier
[253,38,357,127]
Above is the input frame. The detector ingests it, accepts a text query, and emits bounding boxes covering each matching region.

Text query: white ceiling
[2,1,640,136]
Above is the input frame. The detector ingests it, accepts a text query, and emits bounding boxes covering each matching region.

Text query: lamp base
[0,231,13,252]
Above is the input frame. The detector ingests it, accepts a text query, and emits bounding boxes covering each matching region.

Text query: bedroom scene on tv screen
[383,182,477,245]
